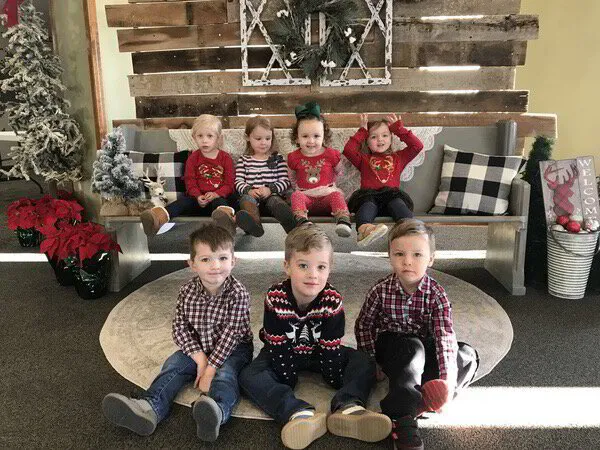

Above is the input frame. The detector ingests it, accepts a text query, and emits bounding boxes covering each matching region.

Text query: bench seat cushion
[430,145,524,215]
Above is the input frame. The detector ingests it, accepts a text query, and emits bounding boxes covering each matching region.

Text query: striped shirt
[235,154,291,195]
[172,275,253,369]
[355,273,458,380]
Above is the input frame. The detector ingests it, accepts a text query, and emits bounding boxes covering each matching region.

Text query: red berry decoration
[565,221,581,233]
[556,215,570,226]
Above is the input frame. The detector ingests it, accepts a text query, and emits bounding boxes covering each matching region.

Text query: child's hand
[256,186,271,198]
[197,366,216,394]
[197,195,209,207]
[248,188,262,199]
[360,113,369,129]
[375,363,386,381]
[204,192,219,202]
[191,352,208,387]
[385,113,400,124]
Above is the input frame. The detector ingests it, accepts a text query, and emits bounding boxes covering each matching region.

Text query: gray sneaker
[192,395,223,442]
[102,393,158,436]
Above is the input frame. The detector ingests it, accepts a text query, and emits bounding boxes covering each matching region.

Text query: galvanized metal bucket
[547,230,600,299]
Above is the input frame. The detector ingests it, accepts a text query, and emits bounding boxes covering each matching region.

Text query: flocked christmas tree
[92,128,142,201]
[0,0,84,183]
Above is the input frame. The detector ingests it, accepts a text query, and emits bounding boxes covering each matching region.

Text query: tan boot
[327,408,391,443]
[236,198,264,237]
[211,206,236,237]
[140,206,169,237]
[357,223,389,247]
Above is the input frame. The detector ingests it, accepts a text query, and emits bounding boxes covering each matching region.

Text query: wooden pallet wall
[106,0,556,138]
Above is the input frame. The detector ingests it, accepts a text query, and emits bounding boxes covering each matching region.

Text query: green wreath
[271,0,359,81]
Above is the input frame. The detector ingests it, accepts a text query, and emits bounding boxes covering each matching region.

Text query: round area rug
[100,254,512,420]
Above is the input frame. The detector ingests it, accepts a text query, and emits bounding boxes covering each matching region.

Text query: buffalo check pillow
[127,150,190,204]
[430,146,525,215]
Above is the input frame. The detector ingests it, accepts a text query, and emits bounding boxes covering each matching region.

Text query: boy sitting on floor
[102,223,253,442]
[239,224,391,450]
[355,219,479,450]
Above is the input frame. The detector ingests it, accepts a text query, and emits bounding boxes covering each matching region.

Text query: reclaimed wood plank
[135,94,238,117]
[117,16,537,51]
[131,41,526,73]
[126,0,522,20]
[106,1,227,27]
[113,113,557,138]
[128,67,515,96]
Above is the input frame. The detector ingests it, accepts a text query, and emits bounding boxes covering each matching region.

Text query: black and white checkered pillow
[429,146,525,215]
[127,151,190,204]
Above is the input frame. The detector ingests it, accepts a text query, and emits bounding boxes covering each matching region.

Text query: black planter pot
[15,227,41,247]
[46,254,76,286]
[72,252,111,300]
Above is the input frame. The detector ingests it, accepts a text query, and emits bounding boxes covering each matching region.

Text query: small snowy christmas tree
[0,1,84,182]
[92,128,142,201]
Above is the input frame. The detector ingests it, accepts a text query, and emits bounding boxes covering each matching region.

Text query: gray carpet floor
[2,178,600,449]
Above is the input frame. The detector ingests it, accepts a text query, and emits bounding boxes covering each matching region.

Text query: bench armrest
[509,177,530,217]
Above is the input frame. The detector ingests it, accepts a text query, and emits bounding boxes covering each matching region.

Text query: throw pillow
[127,150,190,204]
[429,146,525,215]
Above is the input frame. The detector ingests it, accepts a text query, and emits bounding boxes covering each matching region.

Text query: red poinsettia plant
[40,222,121,264]
[6,192,84,232]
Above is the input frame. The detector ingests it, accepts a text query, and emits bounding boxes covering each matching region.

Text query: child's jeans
[165,195,230,219]
[290,191,349,218]
[355,197,412,229]
[239,346,376,425]
[375,333,479,419]
[142,342,253,423]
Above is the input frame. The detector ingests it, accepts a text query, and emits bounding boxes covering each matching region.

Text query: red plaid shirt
[355,273,458,380]
[172,275,253,369]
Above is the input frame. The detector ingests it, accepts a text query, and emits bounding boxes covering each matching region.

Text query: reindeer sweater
[183,150,234,198]
[259,279,345,389]
[287,147,342,191]
[343,121,424,189]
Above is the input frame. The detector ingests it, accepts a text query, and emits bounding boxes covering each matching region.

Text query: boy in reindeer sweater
[240,224,390,449]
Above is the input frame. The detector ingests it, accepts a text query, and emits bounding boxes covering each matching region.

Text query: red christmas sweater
[183,150,234,198]
[287,147,341,190]
[343,121,424,190]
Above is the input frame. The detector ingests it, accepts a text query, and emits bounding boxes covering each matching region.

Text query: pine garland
[0,0,84,183]
[92,128,143,201]
[271,0,359,81]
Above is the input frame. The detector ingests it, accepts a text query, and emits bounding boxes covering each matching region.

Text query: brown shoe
[236,198,264,237]
[140,207,169,237]
[327,408,391,442]
[211,206,236,237]
[281,413,327,449]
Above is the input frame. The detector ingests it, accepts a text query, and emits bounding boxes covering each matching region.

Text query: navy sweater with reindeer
[259,279,345,389]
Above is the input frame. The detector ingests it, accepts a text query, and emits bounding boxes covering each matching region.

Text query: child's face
[389,234,434,293]
[247,126,273,157]
[188,243,235,295]
[284,247,332,305]
[296,119,325,157]
[367,123,392,154]
[193,125,220,156]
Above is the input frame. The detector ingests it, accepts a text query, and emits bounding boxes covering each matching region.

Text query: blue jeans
[143,342,253,423]
[165,195,229,219]
[355,197,413,229]
[239,346,376,425]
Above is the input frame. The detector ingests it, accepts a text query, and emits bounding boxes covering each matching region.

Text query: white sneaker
[357,224,389,247]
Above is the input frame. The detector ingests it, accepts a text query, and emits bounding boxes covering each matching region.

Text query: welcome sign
[539,156,599,227]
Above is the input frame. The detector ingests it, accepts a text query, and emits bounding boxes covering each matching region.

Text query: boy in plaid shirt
[355,219,479,450]
[102,224,252,442]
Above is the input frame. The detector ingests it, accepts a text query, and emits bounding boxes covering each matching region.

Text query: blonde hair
[363,120,393,155]
[244,116,278,156]
[284,224,333,262]
[388,219,436,253]
[191,114,223,149]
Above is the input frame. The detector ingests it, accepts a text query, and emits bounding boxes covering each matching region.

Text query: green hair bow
[294,102,321,119]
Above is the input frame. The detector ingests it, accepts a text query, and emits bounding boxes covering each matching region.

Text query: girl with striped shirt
[234,117,297,236]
